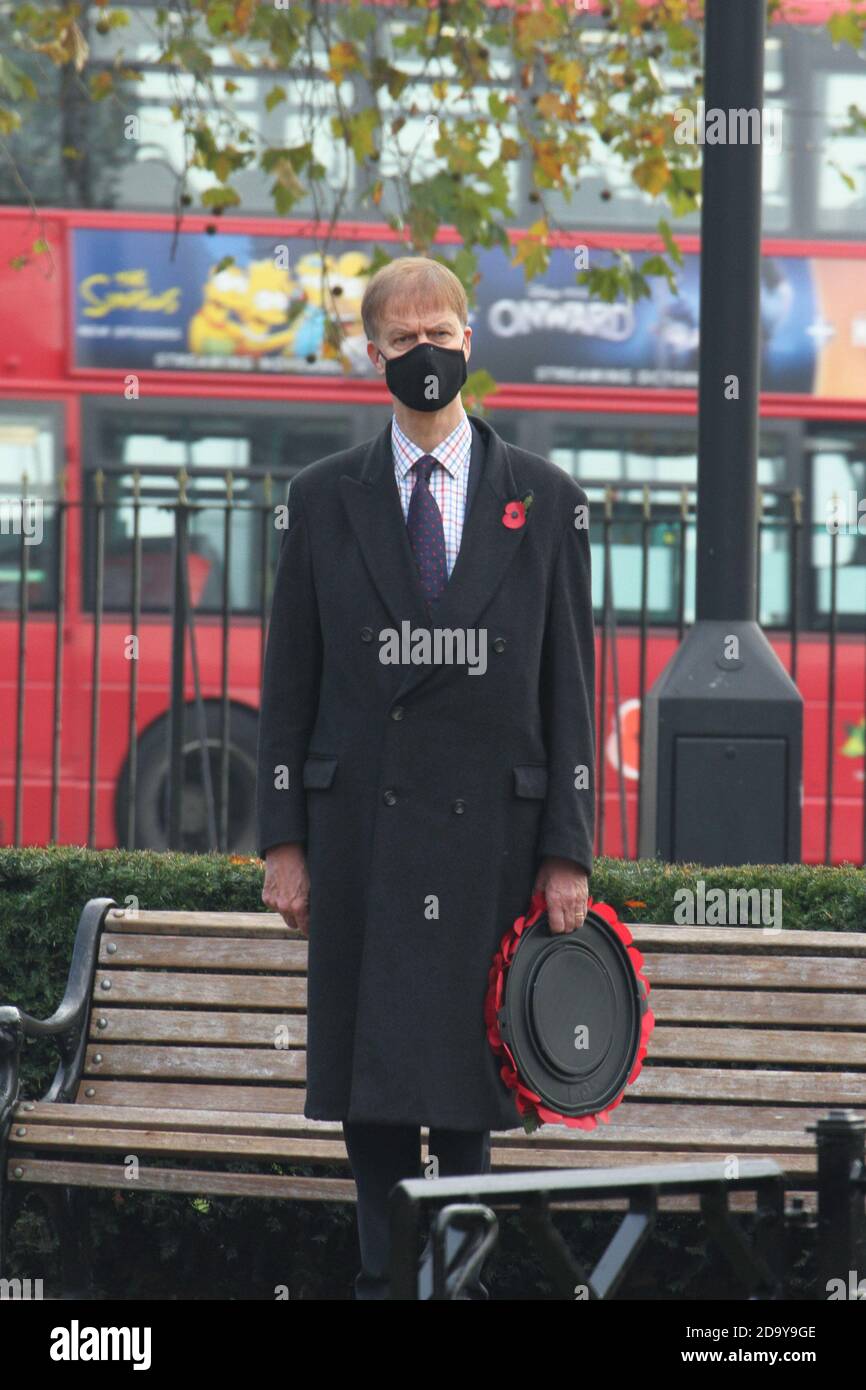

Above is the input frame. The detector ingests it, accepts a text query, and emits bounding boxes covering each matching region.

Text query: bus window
[83,403,354,613]
[550,421,791,626]
[814,66,866,236]
[809,431,866,630]
[0,404,61,611]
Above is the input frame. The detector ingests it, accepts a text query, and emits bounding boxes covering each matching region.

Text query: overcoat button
[360,627,374,642]
[383,789,397,806]
[452,799,466,814]
[493,637,506,653]
[391,706,404,721]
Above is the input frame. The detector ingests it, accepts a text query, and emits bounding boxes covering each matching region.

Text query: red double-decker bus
[0,2,864,863]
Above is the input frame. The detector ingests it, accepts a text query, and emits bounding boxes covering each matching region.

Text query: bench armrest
[0,897,117,1129]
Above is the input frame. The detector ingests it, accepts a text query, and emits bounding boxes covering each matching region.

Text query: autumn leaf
[66,20,90,73]
[328,41,363,82]
[512,219,551,279]
[514,8,560,55]
[632,151,671,196]
[531,137,564,185]
[536,91,568,121]
[550,58,583,99]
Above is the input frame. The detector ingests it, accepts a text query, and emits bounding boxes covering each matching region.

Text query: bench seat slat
[9,1125,348,1161]
[19,1100,855,1140]
[83,1031,866,1077]
[100,935,308,970]
[628,1066,866,1103]
[3,1158,815,1211]
[92,973,305,1007]
[72,1067,866,1108]
[74,1081,309,1112]
[84,1045,306,1081]
[634,927,866,954]
[649,990,866,1026]
[6,1118,823,1157]
[642,1026,866,1064]
[106,910,302,938]
[643,955,866,989]
[103,913,866,954]
[6,1143,819,1179]
[88,997,866,1038]
[89,1010,307,1045]
[7,1159,354,1201]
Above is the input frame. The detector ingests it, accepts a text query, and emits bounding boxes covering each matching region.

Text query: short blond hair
[361,256,468,344]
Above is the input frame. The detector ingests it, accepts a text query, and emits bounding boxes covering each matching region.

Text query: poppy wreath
[484,890,655,1134]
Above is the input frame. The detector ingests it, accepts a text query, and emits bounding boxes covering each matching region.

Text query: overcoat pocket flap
[303,755,339,790]
[513,764,548,799]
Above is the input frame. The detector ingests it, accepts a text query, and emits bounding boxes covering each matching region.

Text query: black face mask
[378,340,468,412]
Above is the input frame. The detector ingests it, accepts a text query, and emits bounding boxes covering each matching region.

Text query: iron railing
[0,468,863,861]
[389,1110,866,1301]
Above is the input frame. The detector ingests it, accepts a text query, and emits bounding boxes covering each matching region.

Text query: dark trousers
[342,1120,492,1299]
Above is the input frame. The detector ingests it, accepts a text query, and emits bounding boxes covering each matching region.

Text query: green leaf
[201,185,241,210]
[265,84,286,113]
[272,183,297,216]
[828,13,863,49]
[827,159,856,192]
[336,1,378,42]
[344,107,379,162]
[641,253,677,293]
[0,54,30,100]
[658,217,684,267]
[206,2,236,39]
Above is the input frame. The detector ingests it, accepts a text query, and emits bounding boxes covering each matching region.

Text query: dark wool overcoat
[256,413,596,1132]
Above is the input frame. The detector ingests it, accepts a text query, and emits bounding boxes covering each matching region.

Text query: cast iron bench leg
[40,1186,94,1299]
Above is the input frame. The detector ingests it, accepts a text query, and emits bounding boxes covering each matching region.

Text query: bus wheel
[115,703,259,854]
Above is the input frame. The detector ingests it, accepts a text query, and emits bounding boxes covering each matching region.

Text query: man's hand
[532,857,589,934]
[262,843,310,938]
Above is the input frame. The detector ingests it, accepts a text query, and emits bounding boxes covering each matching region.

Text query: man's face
[367,304,471,374]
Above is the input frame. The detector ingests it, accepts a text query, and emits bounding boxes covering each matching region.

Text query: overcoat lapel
[340,413,530,701]
[338,421,432,635]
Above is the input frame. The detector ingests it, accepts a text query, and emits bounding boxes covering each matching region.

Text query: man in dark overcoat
[257,256,596,1299]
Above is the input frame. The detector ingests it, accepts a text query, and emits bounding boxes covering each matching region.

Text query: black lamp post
[638,0,803,866]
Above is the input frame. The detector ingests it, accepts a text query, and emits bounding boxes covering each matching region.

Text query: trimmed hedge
[2,843,857,1299]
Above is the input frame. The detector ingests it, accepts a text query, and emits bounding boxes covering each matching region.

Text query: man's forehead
[383,305,460,330]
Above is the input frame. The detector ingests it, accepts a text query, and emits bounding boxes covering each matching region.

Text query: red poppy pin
[502,491,534,529]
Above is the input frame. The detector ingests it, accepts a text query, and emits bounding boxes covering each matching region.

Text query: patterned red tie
[406,453,448,608]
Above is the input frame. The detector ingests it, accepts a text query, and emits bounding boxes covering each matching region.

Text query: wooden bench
[2,898,865,1286]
